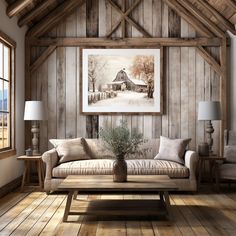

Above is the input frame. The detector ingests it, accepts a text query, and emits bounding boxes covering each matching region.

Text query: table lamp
[198,101,221,155]
[24,101,47,155]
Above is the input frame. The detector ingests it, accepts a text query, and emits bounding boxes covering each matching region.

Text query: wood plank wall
[29,0,220,154]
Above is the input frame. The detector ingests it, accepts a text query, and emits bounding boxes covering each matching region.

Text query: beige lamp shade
[24,101,47,121]
[198,101,221,121]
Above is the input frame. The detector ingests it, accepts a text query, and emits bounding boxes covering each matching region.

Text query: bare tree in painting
[88,56,107,92]
[130,55,154,98]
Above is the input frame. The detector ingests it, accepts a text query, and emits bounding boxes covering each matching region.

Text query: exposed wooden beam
[225,0,236,12]
[107,0,151,37]
[177,0,225,38]
[197,0,236,35]
[28,37,225,47]
[163,0,214,37]
[18,0,56,27]
[106,0,142,38]
[7,0,33,18]
[27,0,86,38]
[30,45,57,73]
[196,46,222,75]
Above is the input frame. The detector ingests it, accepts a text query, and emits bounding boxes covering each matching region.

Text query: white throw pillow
[154,136,191,164]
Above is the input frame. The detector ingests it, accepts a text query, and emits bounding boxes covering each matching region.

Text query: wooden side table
[17,155,44,191]
[197,155,225,191]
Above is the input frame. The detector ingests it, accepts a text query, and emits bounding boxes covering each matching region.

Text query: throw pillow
[49,139,71,148]
[55,138,90,163]
[82,138,115,159]
[224,145,236,163]
[154,136,191,164]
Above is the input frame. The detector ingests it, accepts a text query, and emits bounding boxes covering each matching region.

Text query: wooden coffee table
[58,175,178,222]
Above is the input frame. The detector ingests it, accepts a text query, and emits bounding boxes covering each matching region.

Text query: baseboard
[0,176,22,198]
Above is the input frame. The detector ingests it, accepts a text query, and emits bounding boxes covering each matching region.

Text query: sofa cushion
[52,159,189,178]
[224,145,236,163]
[82,139,115,159]
[55,138,90,163]
[154,136,191,164]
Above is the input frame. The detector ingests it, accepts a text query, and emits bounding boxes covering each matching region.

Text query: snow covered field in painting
[89,91,154,108]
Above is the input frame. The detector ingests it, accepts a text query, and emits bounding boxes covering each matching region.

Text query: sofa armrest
[184,150,199,180]
[42,148,59,180]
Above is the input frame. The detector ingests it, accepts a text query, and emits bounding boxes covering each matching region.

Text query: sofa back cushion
[82,138,160,159]
[224,145,236,163]
[82,138,115,159]
[50,138,90,163]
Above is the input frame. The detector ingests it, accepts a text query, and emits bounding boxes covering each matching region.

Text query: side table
[197,155,225,191]
[17,155,44,191]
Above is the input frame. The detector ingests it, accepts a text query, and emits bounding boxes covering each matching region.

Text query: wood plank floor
[0,186,236,236]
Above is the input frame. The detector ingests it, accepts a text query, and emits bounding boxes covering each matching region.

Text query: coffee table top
[58,175,178,192]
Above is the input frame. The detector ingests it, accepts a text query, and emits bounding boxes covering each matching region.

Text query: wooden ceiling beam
[30,45,57,73]
[28,37,225,47]
[197,46,222,75]
[106,0,142,38]
[197,0,236,35]
[225,0,236,12]
[7,0,33,18]
[27,0,86,38]
[18,0,56,27]
[163,0,213,37]
[177,0,225,38]
[107,0,151,37]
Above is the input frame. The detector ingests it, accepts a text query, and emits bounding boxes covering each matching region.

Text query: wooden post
[219,38,227,156]
[25,37,31,150]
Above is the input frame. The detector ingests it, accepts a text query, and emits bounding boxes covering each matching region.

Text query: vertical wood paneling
[188,47,196,150]
[76,3,87,138]
[168,8,181,37]
[168,47,181,138]
[143,0,153,139]
[86,0,99,138]
[98,0,113,133]
[152,0,162,138]
[38,61,48,152]
[56,47,66,138]
[161,2,169,137]
[129,0,143,136]
[196,53,205,146]
[29,0,222,155]
[47,51,57,148]
[65,11,77,139]
[180,19,189,139]
[111,0,123,129]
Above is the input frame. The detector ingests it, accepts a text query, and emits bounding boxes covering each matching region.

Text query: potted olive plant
[99,120,144,182]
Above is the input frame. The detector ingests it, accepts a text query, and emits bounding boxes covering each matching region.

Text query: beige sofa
[42,139,198,193]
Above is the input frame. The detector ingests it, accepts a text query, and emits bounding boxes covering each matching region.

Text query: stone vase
[113,155,127,182]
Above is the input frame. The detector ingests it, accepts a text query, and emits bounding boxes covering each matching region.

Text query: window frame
[0,30,16,159]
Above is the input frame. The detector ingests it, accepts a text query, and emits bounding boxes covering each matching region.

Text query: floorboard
[0,185,235,236]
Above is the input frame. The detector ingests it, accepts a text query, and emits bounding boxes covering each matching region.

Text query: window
[0,31,15,157]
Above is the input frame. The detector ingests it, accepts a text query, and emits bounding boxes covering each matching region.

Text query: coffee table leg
[63,191,73,222]
[73,191,78,200]
[160,191,164,201]
[163,191,173,221]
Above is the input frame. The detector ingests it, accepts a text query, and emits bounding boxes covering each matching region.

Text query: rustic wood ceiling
[4,0,236,37]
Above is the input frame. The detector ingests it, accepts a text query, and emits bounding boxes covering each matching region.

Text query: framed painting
[81,47,163,114]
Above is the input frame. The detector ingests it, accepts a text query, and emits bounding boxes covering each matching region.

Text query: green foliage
[99,120,144,158]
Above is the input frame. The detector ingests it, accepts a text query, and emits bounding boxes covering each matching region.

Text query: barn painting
[81,48,162,114]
